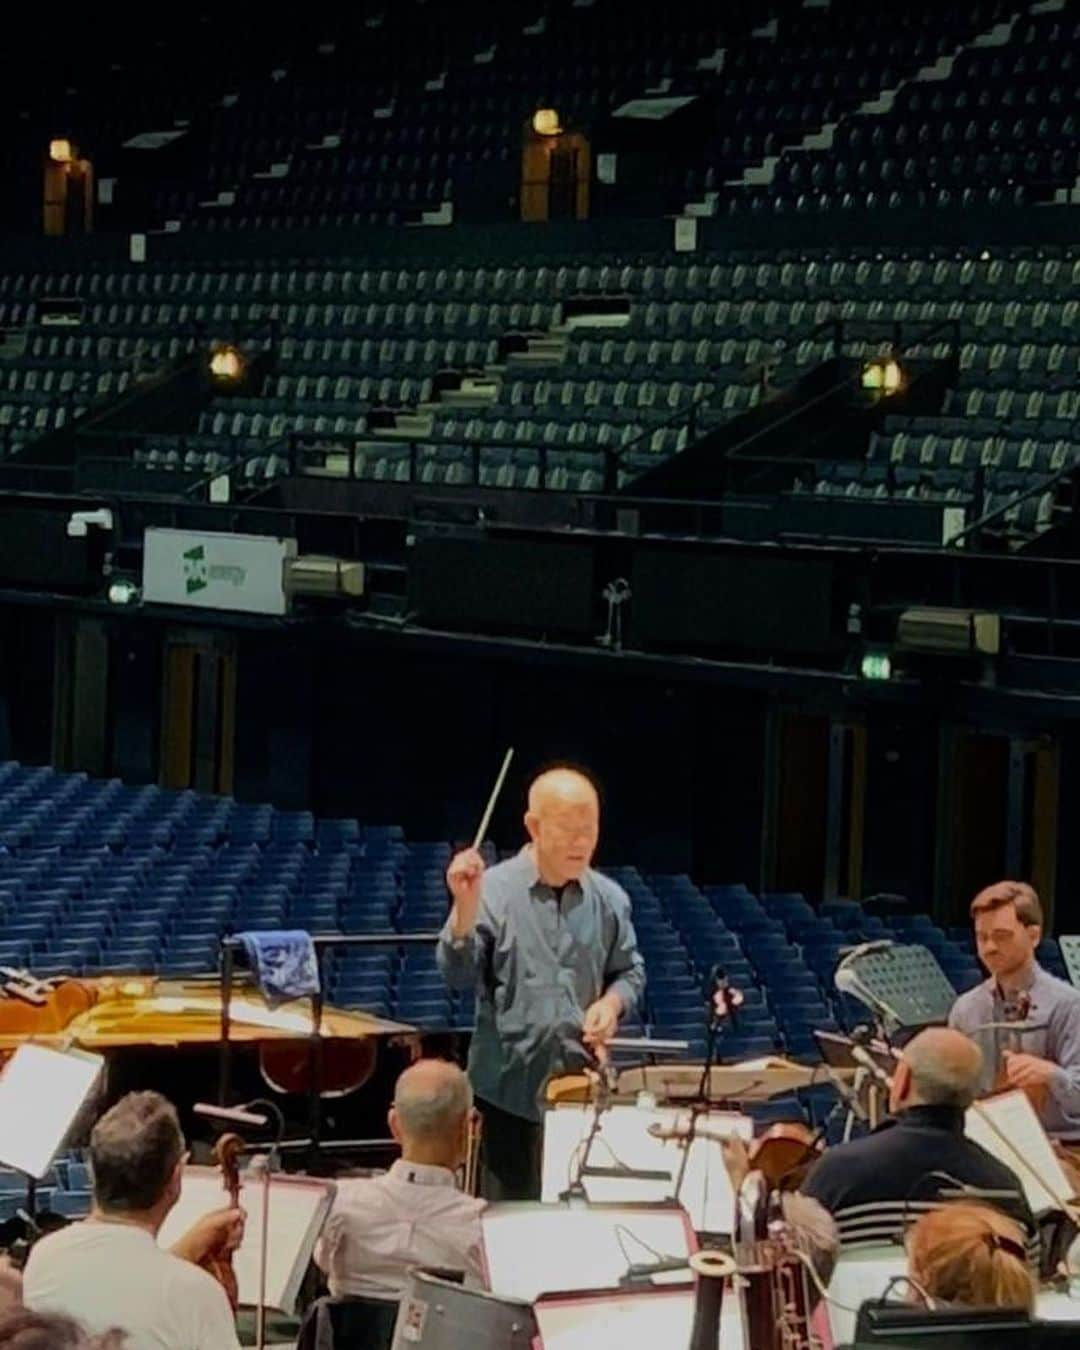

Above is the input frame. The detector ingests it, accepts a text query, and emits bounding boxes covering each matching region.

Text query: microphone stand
[245,1099,285,1350]
[675,978,735,1216]
[560,1068,612,1202]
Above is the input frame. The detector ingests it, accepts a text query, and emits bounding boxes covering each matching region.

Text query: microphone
[709,965,741,1029]
[194,1102,269,1128]
[847,1028,892,1089]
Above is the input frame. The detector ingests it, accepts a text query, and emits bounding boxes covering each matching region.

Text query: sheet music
[964,1090,1072,1214]
[482,1204,692,1303]
[541,1105,751,1233]
[156,1166,335,1314]
[535,1290,707,1350]
[0,1045,103,1179]
[152,996,315,1033]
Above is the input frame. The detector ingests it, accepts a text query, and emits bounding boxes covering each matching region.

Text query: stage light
[49,139,74,164]
[532,108,562,137]
[208,342,246,383]
[861,358,905,396]
[107,579,140,606]
[860,651,892,681]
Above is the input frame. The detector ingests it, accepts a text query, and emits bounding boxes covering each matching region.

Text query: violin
[747,1121,822,1191]
[200,1133,242,1312]
[994,989,1050,1118]
[649,1118,821,1192]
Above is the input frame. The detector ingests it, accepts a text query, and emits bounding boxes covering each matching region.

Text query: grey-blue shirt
[949,962,1080,1138]
[436,848,646,1122]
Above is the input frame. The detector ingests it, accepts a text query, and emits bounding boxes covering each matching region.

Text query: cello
[200,1133,243,1312]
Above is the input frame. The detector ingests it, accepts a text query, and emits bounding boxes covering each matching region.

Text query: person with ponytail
[906,1201,1036,1313]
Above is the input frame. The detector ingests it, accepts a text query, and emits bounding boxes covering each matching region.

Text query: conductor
[438,767,645,1200]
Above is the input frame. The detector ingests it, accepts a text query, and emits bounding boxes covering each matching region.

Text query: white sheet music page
[964,1089,1072,1214]
[541,1104,751,1233]
[0,1044,103,1180]
[482,1204,692,1303]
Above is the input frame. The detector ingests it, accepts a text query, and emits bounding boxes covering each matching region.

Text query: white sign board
[143,528,296,616]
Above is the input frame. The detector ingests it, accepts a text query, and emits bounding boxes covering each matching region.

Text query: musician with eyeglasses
[949,881,1080,1140]
[438,767,645,1201]
[314,1059,486,1301]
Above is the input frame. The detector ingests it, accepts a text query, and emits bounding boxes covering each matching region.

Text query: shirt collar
[516,845,585,898]
[896,1104,966,1135]
[387,1159,458,1188]
[990,960,1043,1002]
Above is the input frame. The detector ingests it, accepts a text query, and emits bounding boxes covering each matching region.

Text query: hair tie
[984,1231,1026,1261]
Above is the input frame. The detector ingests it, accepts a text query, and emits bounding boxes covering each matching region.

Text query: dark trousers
[476,1096,544,1201]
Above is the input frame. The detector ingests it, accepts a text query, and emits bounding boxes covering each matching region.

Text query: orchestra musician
[949,881,1080,1141]
[0,1309,127,1350]
[905,1201,1035,1314]
[438,767,645,1200]
[314,1059,486,1300]
[23,1092,244,1350]
[798,1028,1038,1254]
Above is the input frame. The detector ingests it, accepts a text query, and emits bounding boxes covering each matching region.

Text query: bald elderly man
[801,1027,1036,1253]
[438,767,645,1199]
[315,1059,485,1300]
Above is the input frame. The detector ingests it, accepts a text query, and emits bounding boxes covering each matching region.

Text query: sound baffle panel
[629,550,836,655]
[408,536,596,637]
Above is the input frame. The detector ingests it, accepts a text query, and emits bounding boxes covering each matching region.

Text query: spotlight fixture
[860,651,892,681]
[107,579,140,606]
[208,342,246,384]
[49,138,74,165]
[532,108,562,137]
[861,357,905,396]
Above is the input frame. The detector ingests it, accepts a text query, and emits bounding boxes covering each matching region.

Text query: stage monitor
[853,1303,1080,1347]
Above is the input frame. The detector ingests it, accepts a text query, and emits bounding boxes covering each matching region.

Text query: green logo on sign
[183,545,209,595]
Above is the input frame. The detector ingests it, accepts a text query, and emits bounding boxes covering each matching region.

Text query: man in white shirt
[24,1091,243,1350]
[315,1059,485,1300]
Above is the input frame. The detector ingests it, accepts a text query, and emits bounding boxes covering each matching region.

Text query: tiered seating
[781,249,1080,539]
[733,7,1080,215]
[0,1151,91,1223]
[148,2,736,234]
[3,241,1079,540]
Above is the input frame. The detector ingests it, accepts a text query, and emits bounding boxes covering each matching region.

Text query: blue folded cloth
[238,930,320,1007]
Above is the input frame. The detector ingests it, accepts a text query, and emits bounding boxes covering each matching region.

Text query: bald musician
[315,1059,485,1299]
[949,881,1080,1139]
[24,1091,243,1350]
[438,767,645,1200]
[799,1027,1037,1253]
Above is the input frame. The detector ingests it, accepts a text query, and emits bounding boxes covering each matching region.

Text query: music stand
[814,1030,896,1136]
[835,943,955,1033]
[1058,935,1080,989]
[0,1044,104,1221]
